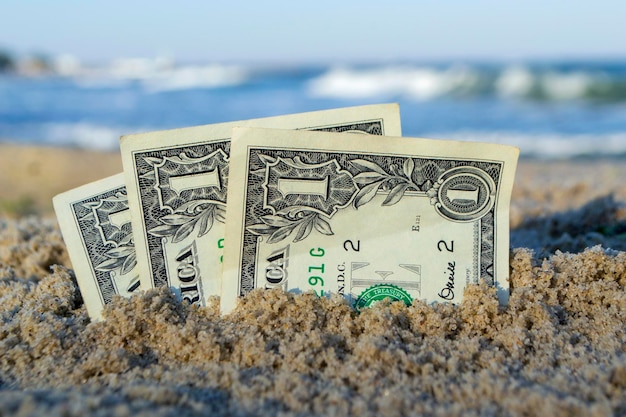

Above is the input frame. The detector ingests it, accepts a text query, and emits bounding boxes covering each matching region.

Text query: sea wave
[141,65,248,93]
[422,131,626,159]
[306,65,480,100]
[10,56,626,101]
[4,121,625,159]
[0,122,142,151]
[71,59,249,92]
[44,122,133,150]
[307,64,626,102]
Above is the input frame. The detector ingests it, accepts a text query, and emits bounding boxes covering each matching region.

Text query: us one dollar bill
[120,104,401,306]
[53,173,140,320]
[221,127,519,314]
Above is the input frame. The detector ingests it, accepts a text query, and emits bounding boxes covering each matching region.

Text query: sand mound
[512,194,626,257]
[1,203,625,416]
[1,156,626,416]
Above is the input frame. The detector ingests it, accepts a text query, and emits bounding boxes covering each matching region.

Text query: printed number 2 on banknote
[53,173,140,320]
[121,104,401,307]
[222,128,519,314]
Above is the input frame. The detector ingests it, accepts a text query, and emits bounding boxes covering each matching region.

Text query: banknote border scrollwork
[132,141,231,287]
[72,187,138,304]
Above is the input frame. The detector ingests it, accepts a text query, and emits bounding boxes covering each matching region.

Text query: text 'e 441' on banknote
[221,127,519,314]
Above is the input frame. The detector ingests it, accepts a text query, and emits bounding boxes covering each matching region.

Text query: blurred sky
[0,0,625,63]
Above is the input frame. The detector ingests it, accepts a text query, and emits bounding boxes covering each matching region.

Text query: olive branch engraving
[351,158,420,208]
[79,192,138,278]
[148,199,226,243]
[247,211,333,244]
[247,156,424,245]
[94,239,140,294]
[247,152,339,244]
[94,232,137,276]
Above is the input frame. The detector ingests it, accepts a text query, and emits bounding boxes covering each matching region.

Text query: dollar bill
[53,173,140,320]
[221,127,519,314]
[120,104,401,306]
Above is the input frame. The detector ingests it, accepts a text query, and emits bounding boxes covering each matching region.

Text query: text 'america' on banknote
[120,104,401,307]
[221,127,519,314]
[53,173,140,320]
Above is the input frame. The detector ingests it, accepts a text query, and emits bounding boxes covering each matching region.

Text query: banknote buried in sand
[220,127,518,314]
[53,104,402,319]
[53,104,519,320]
[53,173,139,320]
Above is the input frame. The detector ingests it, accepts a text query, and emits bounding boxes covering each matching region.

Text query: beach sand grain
[0,145,624,416]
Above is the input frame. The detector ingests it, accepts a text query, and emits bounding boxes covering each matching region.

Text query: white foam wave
[495,66,534,97]
[142,65,248,93]
[108,56,174,79]
[540,72,592,101]
[308,64,619,102]
[40,123,626,158]
[69,58,248,92]
[495,65,596,100]
[306,65,479,100]
[40,122,137,150]
[51,54,82,77]
[420,131,626,159]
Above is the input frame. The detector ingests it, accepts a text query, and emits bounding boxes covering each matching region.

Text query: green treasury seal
[354,284,413,312]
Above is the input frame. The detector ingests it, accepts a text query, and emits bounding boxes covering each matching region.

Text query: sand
[0,144,625,416]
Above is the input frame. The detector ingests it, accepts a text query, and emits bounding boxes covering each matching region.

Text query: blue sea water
[1,60,626,158]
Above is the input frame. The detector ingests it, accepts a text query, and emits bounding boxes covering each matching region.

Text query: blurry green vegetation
[26,53,51,72]
[0,50,53,74]
[0,197,39,217]
[0,50,15,72]
[587,80,626,102]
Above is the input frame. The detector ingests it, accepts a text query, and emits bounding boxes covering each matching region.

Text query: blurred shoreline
[1,140,625,218]
[0,142,122,215]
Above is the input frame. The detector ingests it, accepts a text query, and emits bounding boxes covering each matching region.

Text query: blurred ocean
[1,58,626,158]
